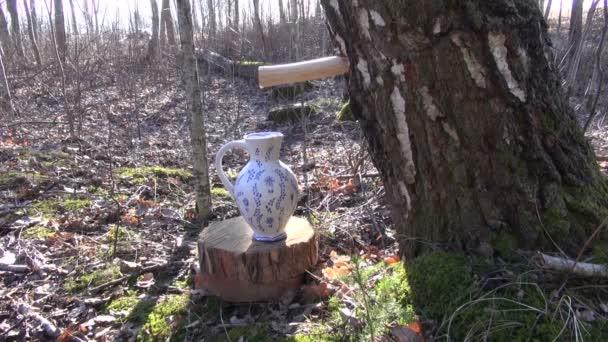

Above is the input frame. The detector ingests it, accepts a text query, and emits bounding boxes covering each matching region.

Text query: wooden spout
[258,56,349,88]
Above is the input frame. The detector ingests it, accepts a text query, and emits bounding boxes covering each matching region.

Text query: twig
[534,253,608,279]
[0,264,30,273]
[17,303,61,338]
[335,173,380,180]
[87,261,184,294]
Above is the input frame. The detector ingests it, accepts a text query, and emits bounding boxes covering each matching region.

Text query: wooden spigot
[258,56,349,88]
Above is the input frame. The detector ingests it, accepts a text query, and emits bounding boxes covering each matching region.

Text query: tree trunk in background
[68,0,79,35]
[30,0,39,43]
[290,0,298,22]
[234,0,239,31]
[252,0,268,59]
[83,0,93,34]
[322,0,608,259]
[206,0,215,39]
[544,0,553,19]
[568,0,583,64]
[176,0,212,223]
[279,0,287,24]
[0,7,11,62]
[160,0,176,48]
[147,0,160,63]
[557,0,563,34]
[55,0,67,63]
[7,0,25,59]
[23,0,41,66]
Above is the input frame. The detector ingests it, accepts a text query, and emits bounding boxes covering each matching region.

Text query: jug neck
[245,132,283,162]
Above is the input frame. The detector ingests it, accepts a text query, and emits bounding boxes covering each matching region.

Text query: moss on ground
[28,197,91,218]
[336,101,354,121]
[407,251,472,320]
[116,166,192,183]
[492,230,518,258]
[137,294,190,341]
[211,187,231,200]
[106,225,134,241]
[65,264,122,293]
[270,82,314,100]
[237,60,265,66]
[21,225,55,240]
[0,171,47,189]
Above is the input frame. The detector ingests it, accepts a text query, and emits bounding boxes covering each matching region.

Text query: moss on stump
[336,100,353,121]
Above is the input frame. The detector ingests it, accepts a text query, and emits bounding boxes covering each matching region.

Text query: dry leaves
[301,282,331,302]
[322,250,353,279]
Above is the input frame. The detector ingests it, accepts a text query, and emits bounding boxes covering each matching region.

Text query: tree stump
[198,216,317,302]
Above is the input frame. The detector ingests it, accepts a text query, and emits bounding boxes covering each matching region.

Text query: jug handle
[215,140,248,195]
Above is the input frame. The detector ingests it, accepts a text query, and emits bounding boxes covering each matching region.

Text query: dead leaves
[301,282,331,302]
[322,250,353,279]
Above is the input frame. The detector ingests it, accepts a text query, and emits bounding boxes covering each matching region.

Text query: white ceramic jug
[215,132,299,241]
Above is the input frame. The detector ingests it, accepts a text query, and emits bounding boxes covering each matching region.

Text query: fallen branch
[87,261,184,294]
[17,303,60,338]
[534,252,608,279]
[0,263,30,273]
[335,173,381,180]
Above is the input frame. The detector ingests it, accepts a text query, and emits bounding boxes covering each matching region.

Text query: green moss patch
[237,60,265,66]
[28,197,91,218]
[336,101,354,121]
[137,294,190,341]
[407,252,472,320]
[65,264,122,293]
[21,225,55,240]
[0,171,47,189]
[211,187,231,200]
[116,166,192,183]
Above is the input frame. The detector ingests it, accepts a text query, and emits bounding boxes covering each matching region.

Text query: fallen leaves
[322,250,353,279]
[301,282,331,302]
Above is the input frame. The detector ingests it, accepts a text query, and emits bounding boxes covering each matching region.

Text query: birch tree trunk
[7,0,25,59]
[54,0,67,63]
[176,0,212,223]
[23,0,41,66]
[147,0,160,63]
[321,0,608,259]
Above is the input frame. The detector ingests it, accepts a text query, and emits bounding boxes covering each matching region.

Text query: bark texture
[147,0,160,63]
[160,0,176,49]
[177,0,211,222]
[23,0,41,66]
[7,0,24,59]
[322,0,608,258]
[54,0,67,63]
[0,7,10,60]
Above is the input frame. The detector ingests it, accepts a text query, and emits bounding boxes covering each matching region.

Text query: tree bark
[568,0,583,65]
[252,0,268,59]
[233,0,239,31]
[206,0,215,38]
[161,0,176,48]
[322,0,608,259]
[30,0,39,44]
[177,0,212,222]
[290,0,298,22]
[0,7,11,62]
[147,0,160,63]
[23,0,41,66]
[54,0,67,63]
[7,0,25,59]
[279,0,287,24]
[68,0,78,35]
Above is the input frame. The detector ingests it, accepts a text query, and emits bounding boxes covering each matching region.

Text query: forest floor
[0,69,411,341]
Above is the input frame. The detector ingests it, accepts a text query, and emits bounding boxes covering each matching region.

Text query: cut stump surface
[198,216,318,302]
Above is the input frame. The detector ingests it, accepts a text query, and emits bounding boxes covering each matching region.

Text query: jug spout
[245,132,283,161]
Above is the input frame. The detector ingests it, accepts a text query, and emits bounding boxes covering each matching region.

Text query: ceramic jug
[215,132,299,241]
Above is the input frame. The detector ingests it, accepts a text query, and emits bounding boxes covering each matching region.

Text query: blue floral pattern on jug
[215,132,300,242]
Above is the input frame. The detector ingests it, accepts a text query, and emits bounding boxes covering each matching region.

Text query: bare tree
[29,0,39,43]
[0,6,10,61]
[233,0,239,31]
[207,0,215,37]
[7,0,25,59]
[160,0,176,49]
[176,0,212,223]
[147,0,160,63]
[68,0,78,35]
[55,0,67,63]
[568,0,583,65]
[290,0,298,22]
[252,0,267,58]
[0,42,14,114]
[23,0,41,66]
[278,0,287,24]
[544,0,553,19]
